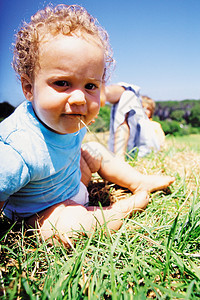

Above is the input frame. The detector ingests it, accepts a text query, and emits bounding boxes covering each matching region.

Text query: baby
[0,4,174,246]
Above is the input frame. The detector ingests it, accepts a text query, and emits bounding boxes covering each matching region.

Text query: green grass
[167,134,200,153]
[0,135,200,299]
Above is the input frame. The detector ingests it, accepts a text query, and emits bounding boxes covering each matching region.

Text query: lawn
[0,134,200,299]
[167,134,200,153]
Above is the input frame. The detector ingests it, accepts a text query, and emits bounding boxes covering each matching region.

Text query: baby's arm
[0,141,30,205]
[81,142,175,194]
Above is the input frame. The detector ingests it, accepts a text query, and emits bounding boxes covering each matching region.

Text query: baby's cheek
[92,101,100,116]
[86,104,98,123]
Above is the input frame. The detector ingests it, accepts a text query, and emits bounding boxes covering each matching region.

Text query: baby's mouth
[62,113,82,117]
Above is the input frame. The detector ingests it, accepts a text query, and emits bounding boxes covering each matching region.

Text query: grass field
[0,134,200,299]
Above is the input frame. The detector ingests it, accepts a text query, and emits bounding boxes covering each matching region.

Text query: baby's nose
[68,90,86,106]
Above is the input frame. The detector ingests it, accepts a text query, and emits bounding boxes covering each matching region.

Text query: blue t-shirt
[0,101,86,220]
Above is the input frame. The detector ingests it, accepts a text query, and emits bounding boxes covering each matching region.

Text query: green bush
[170,110,185,122]
[188,103,200,127]
[160,119,200,136]
[160,120,184,136]
[89,105,111,132]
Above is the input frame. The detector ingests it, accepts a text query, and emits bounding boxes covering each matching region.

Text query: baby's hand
[81,143,102,173]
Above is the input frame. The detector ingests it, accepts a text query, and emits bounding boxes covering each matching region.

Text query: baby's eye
[85,83,97,90]
[54,81,69,87]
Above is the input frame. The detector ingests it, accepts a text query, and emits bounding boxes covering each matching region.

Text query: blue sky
[0,0,200,107]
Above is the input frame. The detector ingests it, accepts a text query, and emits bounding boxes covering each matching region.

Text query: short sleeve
[0,141,30,201]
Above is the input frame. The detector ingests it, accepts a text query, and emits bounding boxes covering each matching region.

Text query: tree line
[154,99,200,125]
[153,99,200,136]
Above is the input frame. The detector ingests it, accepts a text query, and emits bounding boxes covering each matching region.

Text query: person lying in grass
[0,4,174,247]
[100,83,166,160]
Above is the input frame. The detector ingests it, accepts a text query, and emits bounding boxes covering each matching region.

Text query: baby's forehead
[35,33,105,77]
[39,28,104,46]
[39,32,104,54]
[37,31,105,64]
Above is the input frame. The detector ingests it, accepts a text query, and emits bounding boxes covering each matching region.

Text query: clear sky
[0,0,200,107]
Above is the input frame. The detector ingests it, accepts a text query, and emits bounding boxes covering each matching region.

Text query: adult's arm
[100,84,125,105]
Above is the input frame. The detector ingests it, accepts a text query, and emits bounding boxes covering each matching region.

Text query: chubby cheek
[88,99,100,120]
[32,97,59,125]
[35,95,60,112]
[33,100,55,119]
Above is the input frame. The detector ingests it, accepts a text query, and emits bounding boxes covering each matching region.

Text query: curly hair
[12,4,114,82]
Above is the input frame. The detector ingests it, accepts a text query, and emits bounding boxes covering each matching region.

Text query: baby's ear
[21,74,33,101]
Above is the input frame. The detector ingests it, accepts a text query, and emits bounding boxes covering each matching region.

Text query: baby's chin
[45,123,85,135]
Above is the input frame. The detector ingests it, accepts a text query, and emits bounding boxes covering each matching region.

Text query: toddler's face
[22,34,105,134]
